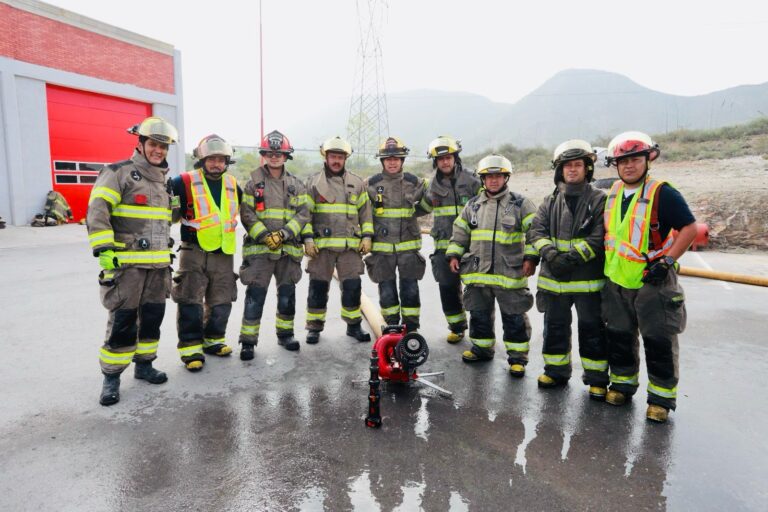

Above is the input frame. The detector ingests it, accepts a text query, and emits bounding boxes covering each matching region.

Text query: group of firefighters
[86,116,696,424]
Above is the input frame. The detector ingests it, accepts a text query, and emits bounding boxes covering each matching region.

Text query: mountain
[287,69,768,154]
[490,69,768,148]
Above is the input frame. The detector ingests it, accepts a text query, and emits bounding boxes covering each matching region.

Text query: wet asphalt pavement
[1,225,767,511]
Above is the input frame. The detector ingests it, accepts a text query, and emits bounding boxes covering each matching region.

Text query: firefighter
[528,140,608,398]
[365,137,428,333]
[87,116,178,406]
[238,130,309,358]
[446,154,537,376]
[170,134,241,372]
[602,131,697,423]
[302,136,373,344]
[419,136,481,343]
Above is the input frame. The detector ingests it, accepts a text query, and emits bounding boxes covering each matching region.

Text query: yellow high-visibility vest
[603,177,675,289]
[181,170,238,254]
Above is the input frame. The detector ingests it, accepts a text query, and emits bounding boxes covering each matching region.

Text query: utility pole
[347,0,390,169]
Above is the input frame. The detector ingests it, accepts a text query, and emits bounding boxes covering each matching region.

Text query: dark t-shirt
[171,173,242,245]
[620,183,696,241]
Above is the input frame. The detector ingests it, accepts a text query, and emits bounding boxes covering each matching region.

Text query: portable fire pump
[365,325,452,428]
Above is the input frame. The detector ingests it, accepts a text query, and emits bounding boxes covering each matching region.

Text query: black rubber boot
[99,373,121,406]
[305,330,321,345]
[277,335,300,351]
[346,323,371,342]
[134,361,168,384]
[240,343,255,361]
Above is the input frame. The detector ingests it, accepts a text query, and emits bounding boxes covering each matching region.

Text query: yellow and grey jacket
[302,167,373,251]
[87,150,172,268]
[366,171,427,254]
[446,187,537,290]
[241,166,309,262]
[528,182,606,294]
[419,166,481,251]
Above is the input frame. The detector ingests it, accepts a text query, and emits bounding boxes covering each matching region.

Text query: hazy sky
[45,0,768,151]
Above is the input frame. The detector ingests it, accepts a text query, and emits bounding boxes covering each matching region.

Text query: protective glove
[264,230,285,251]
[304,239,319,258]
[98,250,120,270]
[542,246,558,263]
[548,252,580,279]
[358,237,372,255]
[642,259,672,285]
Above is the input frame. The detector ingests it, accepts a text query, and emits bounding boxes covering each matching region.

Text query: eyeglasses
[262,151,284,158]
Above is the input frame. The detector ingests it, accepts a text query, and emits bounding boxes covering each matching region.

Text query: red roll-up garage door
[47,85,152,221]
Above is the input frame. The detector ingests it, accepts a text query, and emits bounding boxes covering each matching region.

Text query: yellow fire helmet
[320,136,353,157]
[127,116,178,145]
[376,137,410,159]
[427,135,462,158]
[477,154,513,175]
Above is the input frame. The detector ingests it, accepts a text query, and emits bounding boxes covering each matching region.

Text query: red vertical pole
[259,0,265,164]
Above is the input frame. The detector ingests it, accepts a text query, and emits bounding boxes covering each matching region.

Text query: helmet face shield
[606,131,660,166]
[129,116,179,145]
[194,135,233,160]
[193,135,234,169]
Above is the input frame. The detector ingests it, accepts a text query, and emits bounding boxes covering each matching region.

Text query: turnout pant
[364,251,426,331]
[601,271,686,410]
[430,250,467,333]
[536,291,608,386]
[464,285,533,364]
[171,243,237,363]
[305,249,365,331]
[98,266,171,374]
[239,255,302,345]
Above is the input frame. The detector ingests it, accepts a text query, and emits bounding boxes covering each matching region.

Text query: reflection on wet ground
[2,234,767,510]
[1,364,677,511]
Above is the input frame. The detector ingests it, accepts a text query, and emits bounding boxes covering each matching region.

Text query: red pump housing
[373,325,429,383]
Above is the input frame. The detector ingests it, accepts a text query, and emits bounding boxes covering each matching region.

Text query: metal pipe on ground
[679,266,768,287]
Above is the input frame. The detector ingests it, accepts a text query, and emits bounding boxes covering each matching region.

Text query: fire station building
[0,0,185,225]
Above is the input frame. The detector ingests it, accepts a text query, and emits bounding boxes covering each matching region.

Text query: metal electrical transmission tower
[347,0,390,167]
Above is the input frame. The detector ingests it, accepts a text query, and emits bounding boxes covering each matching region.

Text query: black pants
[540,292,607,386]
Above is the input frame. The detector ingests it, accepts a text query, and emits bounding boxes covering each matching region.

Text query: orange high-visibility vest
[604,177,675,289]
[181,170,238,254]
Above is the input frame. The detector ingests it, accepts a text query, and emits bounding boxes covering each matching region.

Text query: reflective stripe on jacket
[528,182,606,294]
[446,187,537,290]
[241,166,309,261]
[303,167,373,251]
[86,150,172,268]
[419,166,481,251]
[366,171,427,254]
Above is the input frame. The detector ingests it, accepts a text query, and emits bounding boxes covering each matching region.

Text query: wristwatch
[662,255,676,266]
